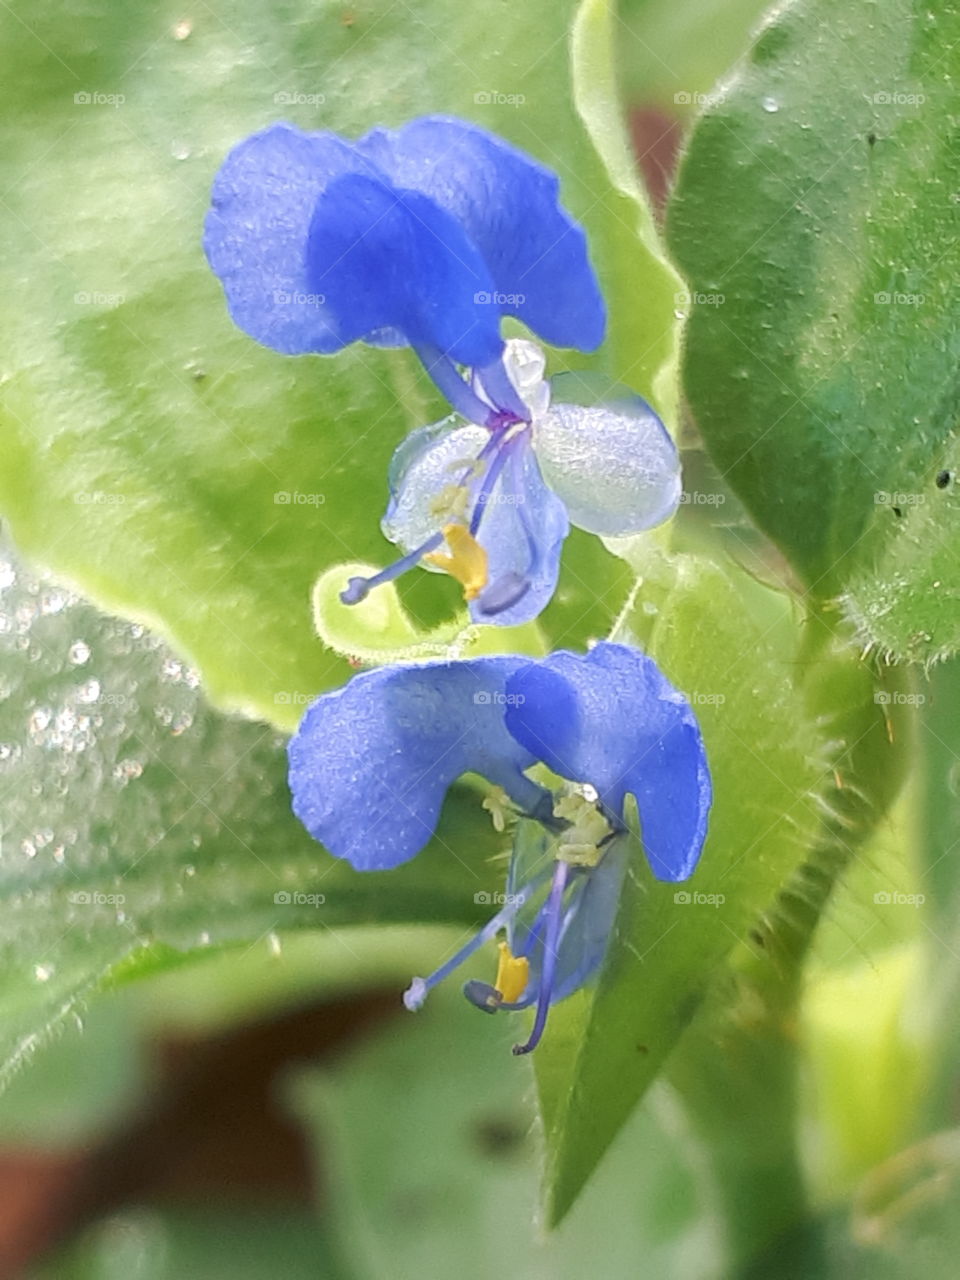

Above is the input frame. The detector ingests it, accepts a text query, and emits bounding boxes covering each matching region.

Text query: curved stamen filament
[402,864,553,1013]
[513,858,570,1055]
[339,529,445,604]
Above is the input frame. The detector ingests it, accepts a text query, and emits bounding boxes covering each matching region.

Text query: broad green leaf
[0,535,503,1087]
[535,548,821,1221]
[0,0,679,726]
[535,548,906,1225]
[667,0,960,662]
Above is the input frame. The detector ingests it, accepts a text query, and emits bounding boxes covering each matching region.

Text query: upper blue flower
[205,116,680,629]
[204,115,605,366]
[288,642,711,1052]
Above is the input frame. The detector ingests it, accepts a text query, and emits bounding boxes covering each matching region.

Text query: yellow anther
[424,523,489,601]
[494,940,529,1004]
[482,786,512,833]
[552,788,612,867]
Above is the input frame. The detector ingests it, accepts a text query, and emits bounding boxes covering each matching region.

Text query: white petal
[532,393,681,536]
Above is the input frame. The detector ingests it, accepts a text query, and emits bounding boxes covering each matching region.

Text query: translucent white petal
[532,391,681,536]
[381,420,489,558]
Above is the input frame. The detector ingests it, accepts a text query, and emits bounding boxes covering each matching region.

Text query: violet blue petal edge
[503,642,712,881]
[288,657,548,871]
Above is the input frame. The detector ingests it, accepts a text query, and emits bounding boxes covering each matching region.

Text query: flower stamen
[424,523,489,600]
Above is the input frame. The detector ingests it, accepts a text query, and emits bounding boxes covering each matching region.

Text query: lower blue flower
[288,642,712,1053]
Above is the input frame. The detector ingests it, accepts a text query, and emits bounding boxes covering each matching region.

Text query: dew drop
[77,678,101,704]
[33,964,53,983]
[762,96,780,113]
[69,641,91,665]
[112,758,144,783]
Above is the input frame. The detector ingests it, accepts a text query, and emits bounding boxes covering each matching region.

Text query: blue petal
[503,643,712,881]
[288,658,548,871]
[534,374,681,536]
[470,435,569,627]
[306,173,502,366]
[205,123,503,365]
[204,124,376,355]
[358,117,606,352]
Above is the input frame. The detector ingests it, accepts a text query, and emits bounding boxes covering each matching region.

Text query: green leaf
[0,536,503,1089]
[37,1206,342,1280]
[535,548,825,1224]
[290,977,722,1280]
[667,0,960,662]
[617,0,772,114]
[0,0,680,726]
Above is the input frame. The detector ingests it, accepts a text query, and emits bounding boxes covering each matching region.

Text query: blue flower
[351,339,681,625]
[205,116,681,626]
[288,642,711,1053]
